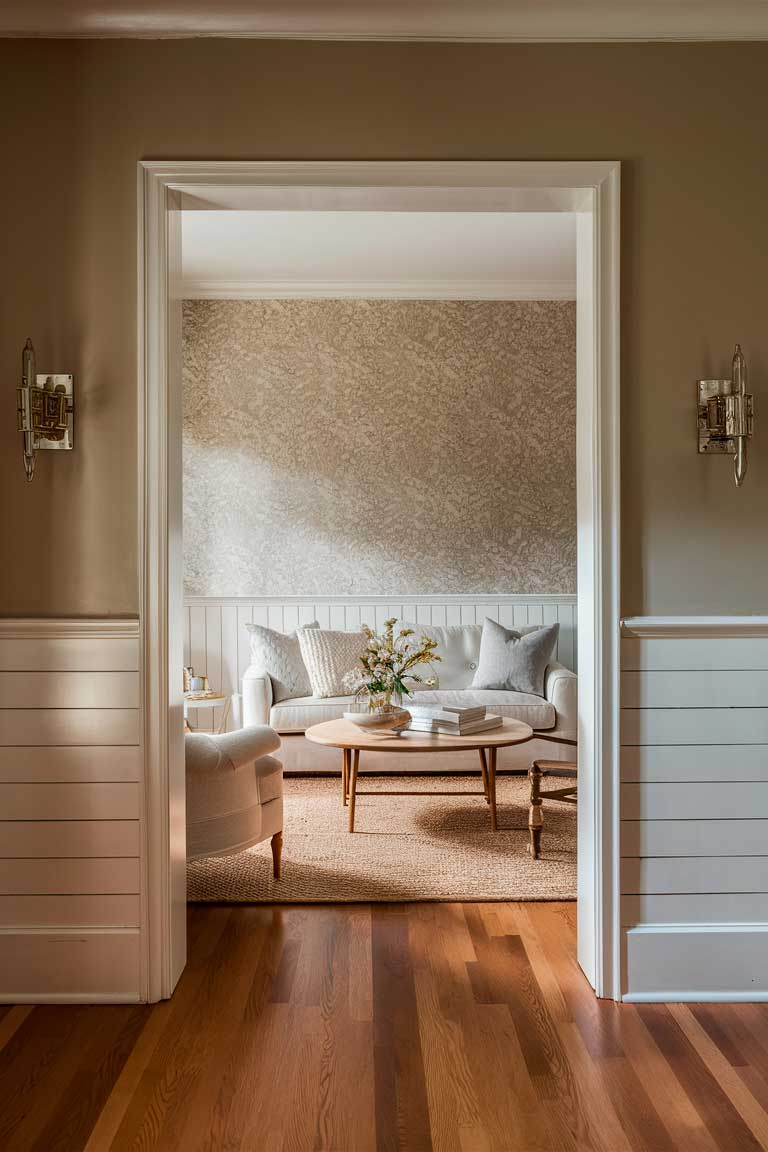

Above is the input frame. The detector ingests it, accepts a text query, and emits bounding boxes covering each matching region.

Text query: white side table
[184,693,231,734]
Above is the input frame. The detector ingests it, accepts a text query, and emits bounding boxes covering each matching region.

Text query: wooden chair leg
[348,749,360,833]
[478,748,490,803]
[488,747,498,831]
[529,763,543,859]
[271,831,283,879]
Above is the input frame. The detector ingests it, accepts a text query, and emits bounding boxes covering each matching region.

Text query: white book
[407,704,486,724]
[408,714,503,735]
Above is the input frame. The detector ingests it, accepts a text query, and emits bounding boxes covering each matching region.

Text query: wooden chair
[528,758,577,859]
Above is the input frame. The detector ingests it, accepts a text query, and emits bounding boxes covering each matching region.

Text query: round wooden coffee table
[305,717,534,832]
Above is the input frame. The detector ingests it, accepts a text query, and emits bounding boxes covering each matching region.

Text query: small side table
[184,693,231,734]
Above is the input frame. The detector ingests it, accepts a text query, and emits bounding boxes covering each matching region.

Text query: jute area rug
[187,775,576,904]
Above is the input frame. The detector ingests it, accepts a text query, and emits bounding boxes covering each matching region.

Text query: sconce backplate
[697,379,750,455]
[33,373,74,451]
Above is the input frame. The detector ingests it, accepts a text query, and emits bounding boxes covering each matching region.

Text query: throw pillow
[245,620,318,703]
[297,626,368,698]
[470,617,559,697]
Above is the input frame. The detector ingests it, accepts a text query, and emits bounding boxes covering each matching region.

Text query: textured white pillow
[245,620,318,703]
[296,627,368,698]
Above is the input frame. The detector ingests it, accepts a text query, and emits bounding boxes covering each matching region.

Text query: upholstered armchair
[185,726,284,878]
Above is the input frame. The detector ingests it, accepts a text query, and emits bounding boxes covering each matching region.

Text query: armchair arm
[543,661,577,742]
[242,665,273,727]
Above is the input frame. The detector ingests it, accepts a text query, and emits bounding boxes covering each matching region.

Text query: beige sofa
[241,621,576,774]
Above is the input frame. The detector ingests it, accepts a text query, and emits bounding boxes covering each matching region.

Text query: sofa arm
[242,665,273,727]
[543,661,577,741]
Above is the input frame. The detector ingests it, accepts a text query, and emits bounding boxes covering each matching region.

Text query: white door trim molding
[139,160,621,1001]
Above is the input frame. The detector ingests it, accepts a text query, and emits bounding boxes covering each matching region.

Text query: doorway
[138,161,620,1001]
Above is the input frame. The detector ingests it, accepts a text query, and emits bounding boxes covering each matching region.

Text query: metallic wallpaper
[182,299,576,596]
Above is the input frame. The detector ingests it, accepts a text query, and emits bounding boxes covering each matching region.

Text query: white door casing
[138,161,621,1001]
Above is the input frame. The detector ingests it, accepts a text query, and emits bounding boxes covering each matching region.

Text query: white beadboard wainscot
[0,619,142,1003]
[621,616,768,1001]
[183,594,577,731]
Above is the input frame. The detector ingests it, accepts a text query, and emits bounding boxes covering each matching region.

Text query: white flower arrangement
[342,618,440,708]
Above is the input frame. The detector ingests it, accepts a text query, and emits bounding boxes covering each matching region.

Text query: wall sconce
[16,339,74,482]
[697,344,754,487]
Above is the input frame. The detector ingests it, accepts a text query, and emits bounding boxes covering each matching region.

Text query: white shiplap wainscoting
[0,619,143,1003]
[621,616,768,1001]
[182,595,577,732]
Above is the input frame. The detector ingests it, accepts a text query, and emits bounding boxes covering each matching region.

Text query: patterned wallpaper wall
[183,299,576,596]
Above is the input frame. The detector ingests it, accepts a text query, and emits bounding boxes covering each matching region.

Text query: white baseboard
[624,923,768,1001]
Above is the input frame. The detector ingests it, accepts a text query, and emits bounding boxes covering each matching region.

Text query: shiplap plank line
[621,856,768,895]
[622,819,768,858]
[621,708,768,747]
[621,745,768,783]
[0,821,140,858]
[0,636,139,672]
[621,637,768,671]
[0,746,142,783]
[0,709,139,747]
[0,893,140,927]
[0,858,140,896]
[0,671,139,710]
[622,893,768,925]
[0,782,140,821]
[622,781,768,821]
[621,669,768,709]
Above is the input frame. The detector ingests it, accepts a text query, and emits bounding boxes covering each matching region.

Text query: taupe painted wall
[182,299,576,597]
[1,40,766,616]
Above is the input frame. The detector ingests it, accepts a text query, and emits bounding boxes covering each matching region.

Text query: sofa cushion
[270,689,555,733]
[245,620,318,703]
[471,618,559,696]
[402,623,482,689]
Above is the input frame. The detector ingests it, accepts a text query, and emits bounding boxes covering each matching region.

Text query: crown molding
[621,616,768,638]
[181,278,576,301]
[2,1,768,41]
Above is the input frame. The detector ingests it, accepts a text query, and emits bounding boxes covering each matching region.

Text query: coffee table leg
[488,747,498,831]
[478,748,490,804]
[348,749,360,832]
[342,748,349,806]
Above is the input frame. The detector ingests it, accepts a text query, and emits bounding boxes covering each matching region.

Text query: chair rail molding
[140,159,620,1002]
[5,1,768,42]
[622,616,768,638]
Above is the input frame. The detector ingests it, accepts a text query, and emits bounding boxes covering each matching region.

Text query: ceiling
[1,1,765,40]
[180,211,577,300]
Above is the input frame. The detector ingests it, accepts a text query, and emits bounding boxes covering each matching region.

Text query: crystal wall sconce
[16,339,74,482]
[697,344,754,487]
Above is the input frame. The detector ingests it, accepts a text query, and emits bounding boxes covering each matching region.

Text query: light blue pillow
[470,618,559,697]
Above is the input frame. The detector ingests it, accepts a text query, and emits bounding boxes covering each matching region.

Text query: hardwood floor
[3,903,768,1150]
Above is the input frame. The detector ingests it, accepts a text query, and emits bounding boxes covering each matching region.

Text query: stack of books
[407,704,503,735]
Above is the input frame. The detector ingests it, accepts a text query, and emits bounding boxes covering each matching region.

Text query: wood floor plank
[5,903,768,1152]
[638,1003,766,1152]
